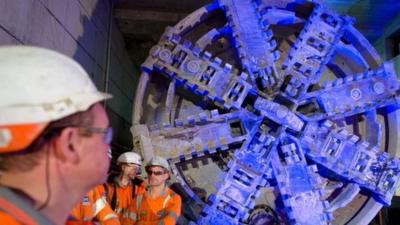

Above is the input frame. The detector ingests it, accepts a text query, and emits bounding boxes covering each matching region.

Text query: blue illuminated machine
[131,1,400,224]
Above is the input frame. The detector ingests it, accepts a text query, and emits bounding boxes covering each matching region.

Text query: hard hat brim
[0,91,112,125]
[0,123,48,153]
[0,92,111,153]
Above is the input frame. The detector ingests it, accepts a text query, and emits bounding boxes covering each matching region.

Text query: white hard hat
[146,156,170,171]
[117,152,142,165]
[0,46,112,153]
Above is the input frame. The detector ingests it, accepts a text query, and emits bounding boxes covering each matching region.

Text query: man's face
[121,163,140,179]
[146,166,169,187]
[80,103,111,185]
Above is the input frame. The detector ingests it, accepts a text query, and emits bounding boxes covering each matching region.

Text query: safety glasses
[45,125,113,145]
[146,169,167,176]
[82,127,113,145]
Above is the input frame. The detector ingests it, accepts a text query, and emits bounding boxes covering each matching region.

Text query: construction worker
[122,156,181,225]
[67,185,119,225]
[67,149,119,225]
[105,152,145,221]
[0,46,112,225]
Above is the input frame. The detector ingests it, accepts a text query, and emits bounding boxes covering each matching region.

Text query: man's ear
[53,127,81,164]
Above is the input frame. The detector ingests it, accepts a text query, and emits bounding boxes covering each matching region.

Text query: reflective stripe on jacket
[66,185,120,225]
[121,187,181,225]
[0,186,55,225]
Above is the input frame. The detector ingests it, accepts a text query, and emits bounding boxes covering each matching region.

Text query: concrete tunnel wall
[0,0,139,156]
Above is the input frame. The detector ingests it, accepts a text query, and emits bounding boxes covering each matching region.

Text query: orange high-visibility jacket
[122,187,181,225]
[66,185,120,225]
[0,212,24,225]
[0,187,55,225]
[105,177,145,220]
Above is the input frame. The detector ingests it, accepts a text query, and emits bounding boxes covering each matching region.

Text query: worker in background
[66,185,120,225]
[0,46,112,225]
[66,148,120,225]
[122,156,181,225]
[105,152,145,220]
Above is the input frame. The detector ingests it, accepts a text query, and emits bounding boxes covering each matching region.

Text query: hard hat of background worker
[146,156,170,171]
[0,46,111,153]
[117,152,142,165]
